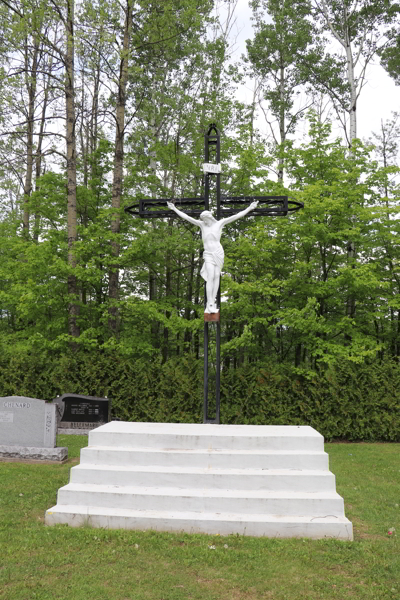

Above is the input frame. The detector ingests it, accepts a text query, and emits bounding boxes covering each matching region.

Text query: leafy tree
[307,0,399,145]
[367,112,400,197]
[221,114,400,370]
[246,0,316,180]
[0,0,58,235]
[379,30,400,84]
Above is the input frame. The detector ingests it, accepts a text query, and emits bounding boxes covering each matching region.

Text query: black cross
[125,124,303,424]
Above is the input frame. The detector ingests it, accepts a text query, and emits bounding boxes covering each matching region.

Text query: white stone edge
[0,444,68,462]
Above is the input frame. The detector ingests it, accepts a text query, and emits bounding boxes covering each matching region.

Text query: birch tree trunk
[343,7,357,322]
[278,60,285,182]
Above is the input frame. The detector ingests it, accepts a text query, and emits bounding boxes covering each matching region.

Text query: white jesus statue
[167,201,259,314]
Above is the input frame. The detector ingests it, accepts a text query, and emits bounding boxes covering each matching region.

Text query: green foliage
[379,33,400,84]
[0,0,399,459]
[0,349,398,442]
[247,0,318,138]
[1,119,399,366]
[219,117,400,371]
[222,360,400,442]
[2,117,399,443]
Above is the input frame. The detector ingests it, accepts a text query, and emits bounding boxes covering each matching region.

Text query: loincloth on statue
[200,247,224,281]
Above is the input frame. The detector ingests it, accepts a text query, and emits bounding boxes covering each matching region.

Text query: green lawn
[0,436,399,600]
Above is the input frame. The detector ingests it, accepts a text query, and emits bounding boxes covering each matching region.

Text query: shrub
[0,350,398,441]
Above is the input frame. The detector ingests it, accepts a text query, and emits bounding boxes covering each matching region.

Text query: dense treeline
[0,349,399,441]
[0,0,399,435]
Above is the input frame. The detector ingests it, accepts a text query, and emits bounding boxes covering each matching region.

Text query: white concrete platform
[45,422,353,540]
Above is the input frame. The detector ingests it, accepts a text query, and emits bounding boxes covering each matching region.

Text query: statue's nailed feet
[205,302,219,314]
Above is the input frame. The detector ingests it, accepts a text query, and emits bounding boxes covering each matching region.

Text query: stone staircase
[45,422,353,540]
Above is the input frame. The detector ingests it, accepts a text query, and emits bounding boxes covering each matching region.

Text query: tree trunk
[343,7,357,325]
[397,312,400,359]
[34,64,52,242]
[277,59,285,182]
[193,249,202,359]
[22,35,39,238]
[162,253,171,364]
[66,0,80,340]
[345,26,357,144]
[183,250,195,351]
[108,0,133,335]
[295,343,302,367]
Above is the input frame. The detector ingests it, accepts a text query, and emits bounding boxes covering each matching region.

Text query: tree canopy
[0,0,399,427]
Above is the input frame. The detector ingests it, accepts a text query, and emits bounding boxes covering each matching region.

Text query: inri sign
[203,163,221,174]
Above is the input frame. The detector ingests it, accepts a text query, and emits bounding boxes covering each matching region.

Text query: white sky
[224,0,400,142]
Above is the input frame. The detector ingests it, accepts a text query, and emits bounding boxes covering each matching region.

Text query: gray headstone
[0,396,57,448]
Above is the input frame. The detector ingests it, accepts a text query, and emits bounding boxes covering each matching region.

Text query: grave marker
[55,394,110,433]
[0,396,67,462]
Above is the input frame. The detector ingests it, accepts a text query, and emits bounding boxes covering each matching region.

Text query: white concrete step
[88,422,324,452]
[80,446,329,470]
[55,483,345,516]
[69,463,336,492]
[45,422,353,540]
[45,504,353,540]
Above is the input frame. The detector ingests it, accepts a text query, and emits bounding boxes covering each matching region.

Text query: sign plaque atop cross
[125,123,303,424]
[203,163,221,174]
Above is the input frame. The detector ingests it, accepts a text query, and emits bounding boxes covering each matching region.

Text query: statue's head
[200,211,217,224]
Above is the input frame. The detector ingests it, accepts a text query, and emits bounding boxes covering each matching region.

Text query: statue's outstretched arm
[167,202,202,227]
[220,201,258,226]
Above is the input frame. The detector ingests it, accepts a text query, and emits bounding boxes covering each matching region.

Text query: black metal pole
[215,125,221,424]
[203,316,209,422]
[203,127,210,423]
[215,319,221,423]
[203,124,221,424]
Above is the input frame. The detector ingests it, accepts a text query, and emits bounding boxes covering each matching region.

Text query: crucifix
[125,123,303,424]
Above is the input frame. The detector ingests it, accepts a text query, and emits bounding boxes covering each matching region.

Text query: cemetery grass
[0,438,398,600]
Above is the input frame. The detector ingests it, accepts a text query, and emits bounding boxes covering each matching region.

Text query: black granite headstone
[54,394,111,430]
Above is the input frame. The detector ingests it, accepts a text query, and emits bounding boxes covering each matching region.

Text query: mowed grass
[0,436,399,600]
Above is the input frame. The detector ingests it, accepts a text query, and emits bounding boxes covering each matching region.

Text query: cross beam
[124,195,303,219]
[124,123,303,424]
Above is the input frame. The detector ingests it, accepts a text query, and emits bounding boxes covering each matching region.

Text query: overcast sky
[223,0,399,143]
